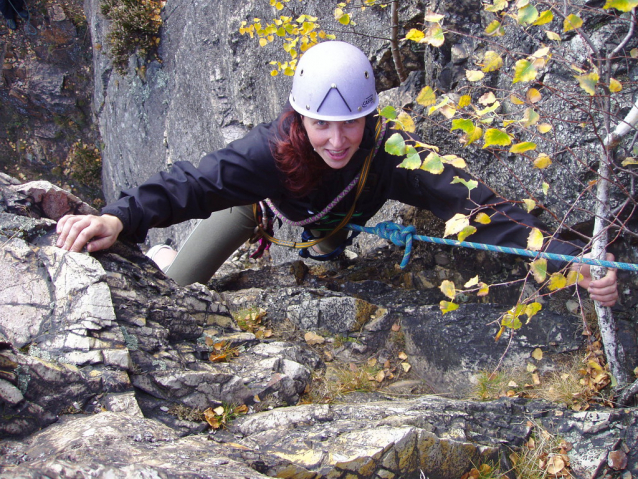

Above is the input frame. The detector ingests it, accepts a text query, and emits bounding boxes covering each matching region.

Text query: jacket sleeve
[384,132,584,272]
[101,122,284,243]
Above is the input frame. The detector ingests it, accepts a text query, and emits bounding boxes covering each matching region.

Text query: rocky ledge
[0,175,636,478]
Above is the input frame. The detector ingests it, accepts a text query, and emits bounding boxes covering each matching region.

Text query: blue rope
[346,222,638,272]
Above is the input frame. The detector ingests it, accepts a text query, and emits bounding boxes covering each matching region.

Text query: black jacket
[102,111,582,268]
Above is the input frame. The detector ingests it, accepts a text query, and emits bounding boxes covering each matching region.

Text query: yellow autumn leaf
[440,301,459,314]
[416,86,436,106]
[479,92,497,105]
[527,88,542,103]
[458,95,471,108]
[609,78,622,93]
[441,154,467,168]
[532,348,544,361]
[396,111,416,132]
[478,283,490,296]
[444,213,470,237]
[475,212,492,224]
[525,302,542,320]
[527,228,544,251]
[527,363,537,372]
[405,28,425,42]
[510,94,525,105]
[464,276,480,288]
[548,272,567,291]
[485,19,505,36]
[522,199,536,212]
[439,105,457,119]
[483,128,512,148]
[401,362,412,372]
[566,270,583,286]
[533,10,553,25]
[482,51,503,72]
[622,157,638,166]
[466,70,485,82]
[439,279,456,300]
[537,123,552,133]
[604,0,638,12]
[546,30,561,41]
[534,153,552,169]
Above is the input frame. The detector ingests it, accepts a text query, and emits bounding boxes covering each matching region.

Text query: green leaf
[451,118,476,134]
[533,10,553,25]
[424,24,445,47]
[420,151,444,174]
[458,225,477,242]
[385,133,406,156]
[483,128,512,148]
[576,72,599,96]
[530,259,547,282]
[416,86,437,106]
[510,142,537,153]
[379,105,398,120]
[513,59,537,83]
[398,146,422,169]
[338,13,351,25]
[517,4,539,25]
[604,0,638,11]
[522,108,540,127]
[542,182,549,194]
[563,14,583,32]
[451,175,478,191]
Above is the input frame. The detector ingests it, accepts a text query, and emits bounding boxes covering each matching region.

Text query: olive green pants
[164,205,348,285]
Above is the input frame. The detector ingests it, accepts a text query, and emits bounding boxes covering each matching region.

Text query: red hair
[274,109,328,196]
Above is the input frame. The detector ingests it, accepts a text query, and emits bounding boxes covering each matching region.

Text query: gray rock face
[1,179,637,477]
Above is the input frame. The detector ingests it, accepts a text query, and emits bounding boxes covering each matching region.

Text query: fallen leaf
[398,352,408,360]
[368,357,378,367]
[213,406,225,415]
[375,370,386,382]
[304,331,325,345]
[532,373,541,385]
[401,362,412,372]
[546,455,565,475]
[532,348,543,360]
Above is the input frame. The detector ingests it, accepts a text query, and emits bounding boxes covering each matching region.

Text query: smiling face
[302,116,366,169]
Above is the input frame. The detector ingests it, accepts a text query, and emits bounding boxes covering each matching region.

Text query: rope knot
[375,222,416,268]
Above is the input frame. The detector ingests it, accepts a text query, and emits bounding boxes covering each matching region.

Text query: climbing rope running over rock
[346,221,638,271]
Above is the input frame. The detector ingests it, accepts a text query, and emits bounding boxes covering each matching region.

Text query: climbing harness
[346,221,638,272]
[251,118,386,257]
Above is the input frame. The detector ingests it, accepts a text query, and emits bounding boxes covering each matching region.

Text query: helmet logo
[362,94,375,108]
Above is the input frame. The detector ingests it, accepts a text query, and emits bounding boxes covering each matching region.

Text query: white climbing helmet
[289,41,378,122]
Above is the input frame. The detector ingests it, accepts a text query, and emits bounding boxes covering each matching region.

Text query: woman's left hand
[573,253,619,307]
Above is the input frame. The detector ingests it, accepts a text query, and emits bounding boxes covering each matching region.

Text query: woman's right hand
[56,214,124,253]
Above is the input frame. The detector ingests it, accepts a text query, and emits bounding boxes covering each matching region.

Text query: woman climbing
[55,41,618,305]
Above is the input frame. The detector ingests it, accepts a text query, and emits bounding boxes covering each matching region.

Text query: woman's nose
[329,126,345,147]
